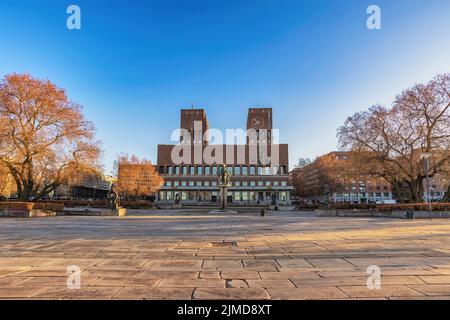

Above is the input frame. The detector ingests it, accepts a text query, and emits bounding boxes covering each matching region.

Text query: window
[235,181,240,187]
[189,181,194,187]
[266,181,271,186]
[212,181,217,187]
[242,181,248,187]
[258,181,263,186]
[175,167,180,175]
[166,181,172,187]
[264,167,270,175]
[197,166,203,175]
[235,166,241,175]
[258,167,263,175]
[242,191,248,201]
[281,181,287,187]
[233,192,240,201]
[168,167,173,175]
[272,166,278,175]
[181,192,187,200]
[212,166,218,175]
[273,181,279,187]
[242,166,248,175]
[250,166,255,175]
[174,181,179,187]
[181,181,186,187]
[190,166,195,175]
[182,166,187,175]
[228,166,233,175]
[204,181,210,187]
[197,181,202,187]
[250,181,256,187]
[205,166,210,175]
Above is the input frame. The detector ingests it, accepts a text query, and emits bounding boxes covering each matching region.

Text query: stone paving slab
[33,286,122,299]
[0,286,48,298]
[202,260,243,270]
[338,285,425,298]
[193,288,270,300]
[408,284,450,296]
[115,287,194,300]
[221,271,261,279]
[157,278,225,288]
[2,210,450,299]
[268,287,348,300]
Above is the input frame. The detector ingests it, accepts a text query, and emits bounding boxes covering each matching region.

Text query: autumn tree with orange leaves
[0,164,15,198]
[117,154,163,199]
[0,74,101,201]
[293,152,353,201]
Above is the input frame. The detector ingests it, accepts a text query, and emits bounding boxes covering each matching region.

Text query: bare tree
[0,74,102,201]
[337,74,450,202]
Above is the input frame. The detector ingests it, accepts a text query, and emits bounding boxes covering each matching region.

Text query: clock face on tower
[251,118,262,128]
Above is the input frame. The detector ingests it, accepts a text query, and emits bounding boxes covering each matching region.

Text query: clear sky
[1,0,450,174]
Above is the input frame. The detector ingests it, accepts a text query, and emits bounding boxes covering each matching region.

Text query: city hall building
[155,108,293,206]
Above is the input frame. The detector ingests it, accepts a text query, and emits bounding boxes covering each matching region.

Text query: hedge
[0,202,64,212]
[296,203,377,210]
[43,200,154,208]
[377,203,450,212]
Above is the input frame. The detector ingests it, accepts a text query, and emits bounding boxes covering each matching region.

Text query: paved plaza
[2,210,450,299]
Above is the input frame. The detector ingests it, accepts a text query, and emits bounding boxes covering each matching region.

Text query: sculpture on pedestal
[107,184,120,210]
[218,164,231,210]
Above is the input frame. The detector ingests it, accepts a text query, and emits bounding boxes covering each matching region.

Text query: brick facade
[155,108,293,206]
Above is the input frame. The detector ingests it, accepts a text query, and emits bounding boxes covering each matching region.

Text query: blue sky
[1,0,450,174]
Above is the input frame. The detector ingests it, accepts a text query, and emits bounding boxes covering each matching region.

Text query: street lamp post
[420,152,432,220]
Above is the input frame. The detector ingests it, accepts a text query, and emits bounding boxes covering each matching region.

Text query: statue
[217,164,231,210]
[218,164,231,186]
[107,184,120,210]
[209,164,237,214]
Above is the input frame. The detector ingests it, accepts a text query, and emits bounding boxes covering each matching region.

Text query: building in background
[290,151,394,204]
[422,174,449,202]
[53,174,114,200]
[155,107,293,206]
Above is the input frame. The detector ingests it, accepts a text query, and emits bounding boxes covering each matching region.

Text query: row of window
[340,185,390,191]
[159,165,287,176]
[159,190,290,201]
[164,180,288,187]
[335,192,391,198]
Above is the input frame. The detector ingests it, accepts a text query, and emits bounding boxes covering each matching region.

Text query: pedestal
[220,186,228,210]
[209,185,237,214]
[101,208,127,217]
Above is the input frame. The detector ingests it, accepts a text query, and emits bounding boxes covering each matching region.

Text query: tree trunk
[409,181,423,203]
[441,185,450,202]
